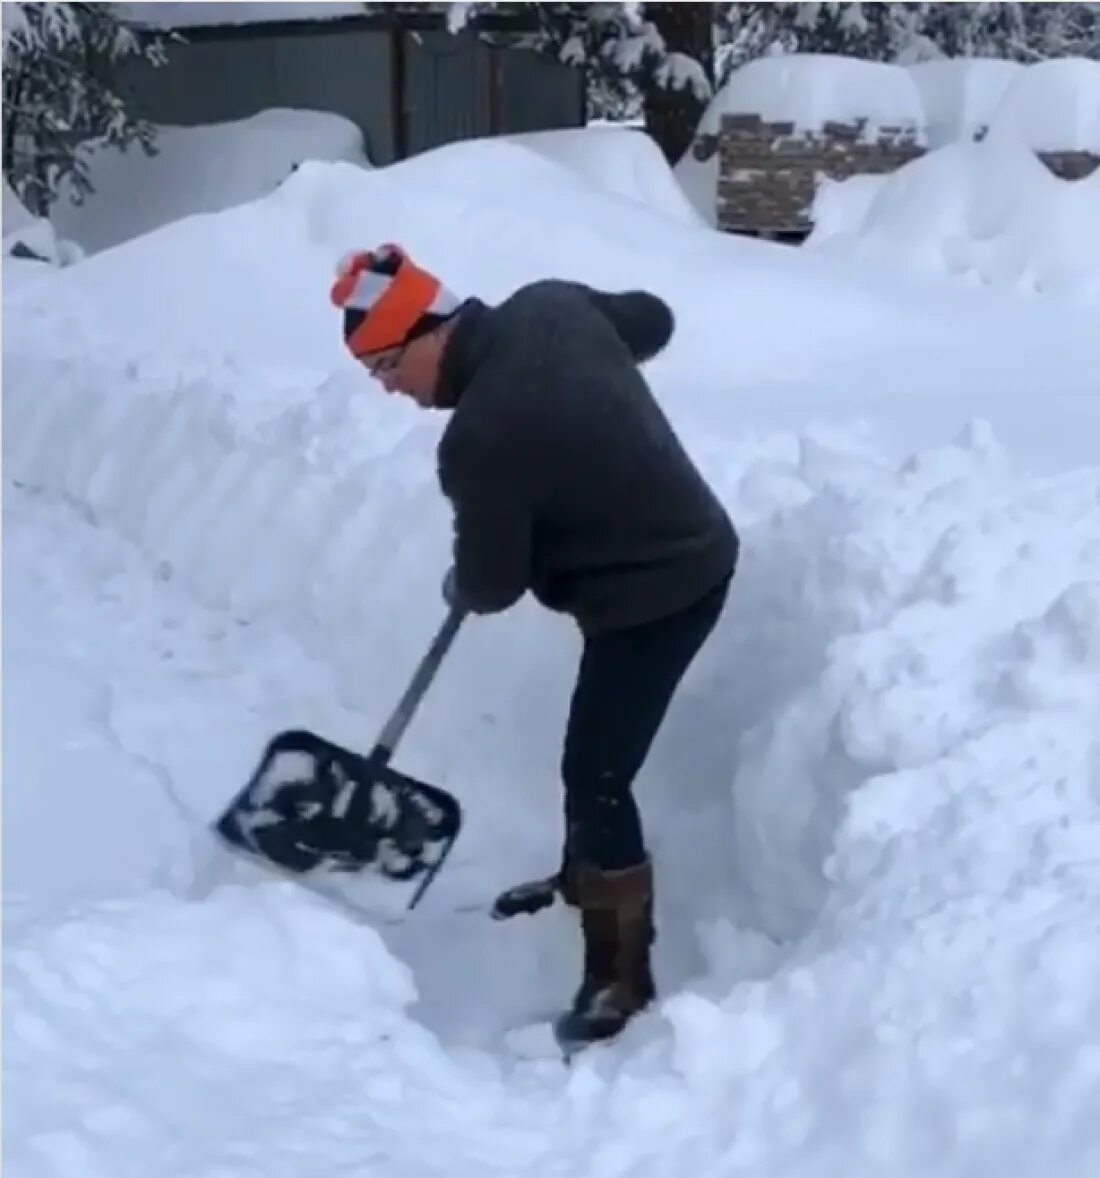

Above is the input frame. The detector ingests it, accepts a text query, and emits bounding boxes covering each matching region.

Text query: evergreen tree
[380,2,1100,161]
[439,2,718,160]
[2,2,168,216]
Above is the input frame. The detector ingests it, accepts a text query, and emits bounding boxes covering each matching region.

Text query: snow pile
[51,108,370,255]
[906,57,1023,147]
[986,56,1100,152]
[505,126,705,227]
[24,140,966,374]
[7,408,1100,1173]
[3,180,84,266]
[807,134,1100,297]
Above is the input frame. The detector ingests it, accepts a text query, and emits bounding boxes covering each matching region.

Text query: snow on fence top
[698,53,926,140]
[986,57,1100,153]
[119,3,364,29]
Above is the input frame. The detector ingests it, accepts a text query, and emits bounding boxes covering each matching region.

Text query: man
[331,244,738,1047]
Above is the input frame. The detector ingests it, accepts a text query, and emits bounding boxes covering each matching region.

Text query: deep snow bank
[7,411,1100,1175]
[51,108,370,254]
[807,134,1100,297]
[20,143,1095,391]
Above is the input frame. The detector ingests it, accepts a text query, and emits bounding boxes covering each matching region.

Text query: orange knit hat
[330,244,460,359]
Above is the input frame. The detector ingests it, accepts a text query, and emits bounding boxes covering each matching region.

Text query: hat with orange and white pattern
[330,243,460,360]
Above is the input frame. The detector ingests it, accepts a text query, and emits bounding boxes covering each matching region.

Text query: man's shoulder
[496,278,601,323]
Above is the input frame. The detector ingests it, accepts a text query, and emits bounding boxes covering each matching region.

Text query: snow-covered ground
[5,131,1100,1177]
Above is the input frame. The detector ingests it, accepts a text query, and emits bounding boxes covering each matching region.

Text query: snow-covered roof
[118,3,367,30]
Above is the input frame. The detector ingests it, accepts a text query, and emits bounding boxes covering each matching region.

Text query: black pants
[561,576,731,871]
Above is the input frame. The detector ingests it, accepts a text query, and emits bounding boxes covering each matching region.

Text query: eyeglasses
[365,344,406,378]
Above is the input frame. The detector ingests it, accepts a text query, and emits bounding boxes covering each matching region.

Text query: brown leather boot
[554,858,656,1047]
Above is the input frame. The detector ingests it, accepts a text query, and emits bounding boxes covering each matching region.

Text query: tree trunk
[642,2,714,165]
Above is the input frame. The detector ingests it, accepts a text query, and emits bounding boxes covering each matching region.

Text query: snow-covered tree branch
[2,2,169,215]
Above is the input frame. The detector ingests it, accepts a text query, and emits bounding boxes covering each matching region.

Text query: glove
[442,565,458,607]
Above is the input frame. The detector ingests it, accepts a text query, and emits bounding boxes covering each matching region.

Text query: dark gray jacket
[435,279,738,636]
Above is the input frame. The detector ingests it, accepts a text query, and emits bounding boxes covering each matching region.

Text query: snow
[6,126,1100,1177]
[680,52,1100,228]
[51,109,370,255]
[504,126,705,228]
[985,56,1100,152]
[4,178,36,234]
[806,135,1100,297]
[3,180,84,267]
[906,57,1023,147]
[117,3,366,29]
[672,145,719,226]
[695,53,926,138]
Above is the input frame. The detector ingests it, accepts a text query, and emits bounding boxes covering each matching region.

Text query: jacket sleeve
[438,432,531,616]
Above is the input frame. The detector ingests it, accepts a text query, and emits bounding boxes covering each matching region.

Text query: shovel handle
[374,606,466,759]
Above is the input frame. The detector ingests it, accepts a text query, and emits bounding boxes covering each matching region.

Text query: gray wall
[403,30,494,156]
[497,45,586,135]
[119,23,583,166]
[119,27,394,162]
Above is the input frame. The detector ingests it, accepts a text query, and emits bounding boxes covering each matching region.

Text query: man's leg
[557,578,729,1044]
[491,577,729,921]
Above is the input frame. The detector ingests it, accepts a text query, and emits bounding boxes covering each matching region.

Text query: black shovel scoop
[213,607,466,910]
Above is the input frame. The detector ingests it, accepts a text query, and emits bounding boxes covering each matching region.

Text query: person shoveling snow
[329,243,739,1049]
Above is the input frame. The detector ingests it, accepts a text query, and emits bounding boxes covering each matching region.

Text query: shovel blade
[213,729,462,890]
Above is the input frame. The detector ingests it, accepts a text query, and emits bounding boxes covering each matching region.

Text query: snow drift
[807,133,1100,297]
[50,108,370,254]
[986,56,1100,152]
[7,372,1100,1176]
[905,57,1022,147]
[25,138,972,375]
[505,125,704,228]
[27,136,1099,421]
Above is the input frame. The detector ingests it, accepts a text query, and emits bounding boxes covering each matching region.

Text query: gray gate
[402,31,495,156]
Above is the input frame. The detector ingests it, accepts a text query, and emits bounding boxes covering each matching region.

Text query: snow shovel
[213,606,466,910]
